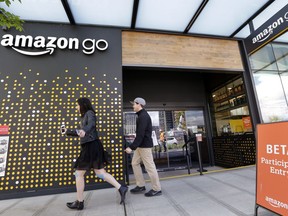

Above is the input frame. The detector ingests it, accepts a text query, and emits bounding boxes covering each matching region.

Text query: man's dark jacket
[129,109,153,150]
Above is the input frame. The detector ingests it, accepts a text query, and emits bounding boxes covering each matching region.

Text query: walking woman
[61,98,128,210]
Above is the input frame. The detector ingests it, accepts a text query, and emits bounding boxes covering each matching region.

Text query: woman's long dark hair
[77,98,96,117]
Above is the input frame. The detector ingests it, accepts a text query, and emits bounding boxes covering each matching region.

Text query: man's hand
[125,147,132,154]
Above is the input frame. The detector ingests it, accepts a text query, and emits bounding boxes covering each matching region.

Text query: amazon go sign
[0,34,108,56]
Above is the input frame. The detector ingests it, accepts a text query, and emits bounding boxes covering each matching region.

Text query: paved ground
[0,166,279,216]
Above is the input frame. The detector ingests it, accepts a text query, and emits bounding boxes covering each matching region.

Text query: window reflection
[273,43,288,72]
[249,44,278,72]
[249,32,288,123]
[253,73,288,122]
[281,73,288,105]
[185,110,205,135]
[123,109,209,169]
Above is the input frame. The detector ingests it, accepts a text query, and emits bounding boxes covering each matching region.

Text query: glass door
[123,108,208,173]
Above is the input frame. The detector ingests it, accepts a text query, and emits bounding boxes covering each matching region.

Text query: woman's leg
[94,168,127,204]
[75,170,86,201]
[94,168,121,189]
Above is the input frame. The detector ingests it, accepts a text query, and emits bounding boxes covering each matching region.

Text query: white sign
[151,131,159,146]
[0,136,9,177]
[0,34,108,56]
[196,133,202,142]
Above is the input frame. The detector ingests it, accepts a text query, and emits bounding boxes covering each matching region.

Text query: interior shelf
[211,76,252,136]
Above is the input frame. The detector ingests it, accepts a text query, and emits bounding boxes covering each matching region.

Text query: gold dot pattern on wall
[0,67,123,192]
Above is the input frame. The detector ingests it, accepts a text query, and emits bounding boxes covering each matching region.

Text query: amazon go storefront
[0,22,254,199]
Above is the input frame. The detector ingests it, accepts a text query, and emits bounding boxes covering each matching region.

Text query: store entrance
[122,67,242,177]
[123,108,209,173]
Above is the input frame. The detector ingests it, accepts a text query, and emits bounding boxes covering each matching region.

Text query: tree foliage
[0,0,24,31]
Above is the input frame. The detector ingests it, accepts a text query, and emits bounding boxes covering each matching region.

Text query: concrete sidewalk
[0,166,278,216]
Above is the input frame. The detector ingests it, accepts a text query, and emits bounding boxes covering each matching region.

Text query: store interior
[122,67,249,176]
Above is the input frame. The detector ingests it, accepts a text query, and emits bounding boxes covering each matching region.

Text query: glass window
[273,43,288,72]
[253,73,288,122]
[123,109,209,170]
[185,110,205,135]
[249,36,288,123]
[249,44,278,73]
[280,73,288,106]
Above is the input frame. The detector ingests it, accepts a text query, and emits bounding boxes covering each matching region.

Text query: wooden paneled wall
[122,31,244,71]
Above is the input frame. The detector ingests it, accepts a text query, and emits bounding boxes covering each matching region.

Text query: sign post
[256,122,288,215]
[195,133,207,175]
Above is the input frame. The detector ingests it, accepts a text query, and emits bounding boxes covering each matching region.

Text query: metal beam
[184,0,209,34]
[230,0,275,38]
[131,0,139,28]
[61,0,75,25]
[238,41,262,128]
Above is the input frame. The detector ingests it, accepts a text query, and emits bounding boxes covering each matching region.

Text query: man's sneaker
[144,189,162,197]
[130,186,146,193]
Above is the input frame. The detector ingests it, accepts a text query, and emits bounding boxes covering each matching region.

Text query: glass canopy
[188,0,270,37]
[0,0,287,40]
[136,0,203,32]
[0,0,69,23]
[67,0,134,27]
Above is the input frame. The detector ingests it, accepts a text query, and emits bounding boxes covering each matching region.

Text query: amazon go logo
[0,34,108,56]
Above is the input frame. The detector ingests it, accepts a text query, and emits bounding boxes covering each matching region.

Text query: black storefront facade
[0,4,287,198]
[0,23,124,199]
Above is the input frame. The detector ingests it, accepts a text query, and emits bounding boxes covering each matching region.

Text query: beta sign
[257,122,288,215]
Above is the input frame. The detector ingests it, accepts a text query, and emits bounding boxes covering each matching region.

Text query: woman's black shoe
[118,185,128,204]
[66,200,84,210]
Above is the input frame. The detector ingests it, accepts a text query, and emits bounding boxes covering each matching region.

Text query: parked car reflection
[166,137,178,145]
[0,139,7,145]
[0,165,5,173]
[0,155,5,163]
[0,146,7,154]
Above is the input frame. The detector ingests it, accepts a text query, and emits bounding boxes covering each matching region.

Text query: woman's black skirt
[74,139,111,170]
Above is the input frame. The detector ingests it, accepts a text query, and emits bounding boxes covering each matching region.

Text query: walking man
[125,97,162,197]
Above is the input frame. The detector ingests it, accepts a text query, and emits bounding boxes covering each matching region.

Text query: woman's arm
[65,129,79,136]
[60,125,79,137]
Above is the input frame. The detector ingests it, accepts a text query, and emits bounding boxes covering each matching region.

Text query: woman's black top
[66,110,99,144]
[65,110,110,170]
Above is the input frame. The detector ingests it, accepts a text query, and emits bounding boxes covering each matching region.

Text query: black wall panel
[0,23,124,199]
